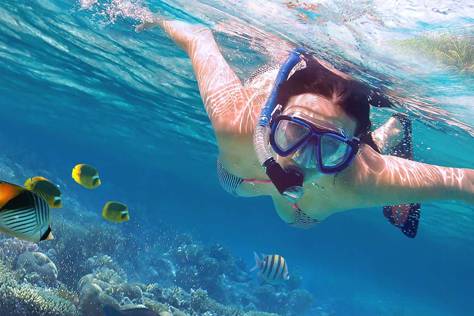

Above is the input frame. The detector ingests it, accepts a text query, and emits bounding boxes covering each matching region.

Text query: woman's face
[275,93,357,181]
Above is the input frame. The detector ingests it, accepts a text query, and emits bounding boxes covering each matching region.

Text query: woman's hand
[135,17,163,32]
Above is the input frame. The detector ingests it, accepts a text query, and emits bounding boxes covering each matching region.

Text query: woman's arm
[137,18,253,134]
[349,146,474,207]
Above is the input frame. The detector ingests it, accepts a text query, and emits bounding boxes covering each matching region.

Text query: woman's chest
[245,175,350,223]
[290,180,343,219]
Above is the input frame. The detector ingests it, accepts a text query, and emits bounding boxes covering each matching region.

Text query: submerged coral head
[103,305,159,316]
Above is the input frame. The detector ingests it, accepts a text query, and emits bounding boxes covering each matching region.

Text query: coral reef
[1,213,317,316]
[0,261,78,316]
[148,257,176,287]
[0,237,39,265]
[74,247,315,316]
[78,254,160,316]
[44,218,125,288]
[254,286,315,316]
[16,252,59,287]
[170,237,252,304]
[161,235,314,315]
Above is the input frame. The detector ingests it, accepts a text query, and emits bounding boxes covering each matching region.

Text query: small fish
[24,176,62,208]
[0,181,53,242]
[103,305,159,316]
[72,164,101,189]
[252,252,290,283]
[102,201,130,223]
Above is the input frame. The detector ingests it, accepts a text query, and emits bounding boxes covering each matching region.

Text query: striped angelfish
[0,181,53,242]
[253,252,290,283]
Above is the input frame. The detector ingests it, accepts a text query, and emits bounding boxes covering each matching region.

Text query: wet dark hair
[276,53,392,152]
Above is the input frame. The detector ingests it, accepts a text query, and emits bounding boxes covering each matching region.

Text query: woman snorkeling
[136,16,474,238]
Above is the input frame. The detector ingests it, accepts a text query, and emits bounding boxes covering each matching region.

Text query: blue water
[1,1,473,315]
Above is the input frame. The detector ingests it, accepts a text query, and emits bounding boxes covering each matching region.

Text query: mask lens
[274,119,310,153]
[320,134,350,168]
[292,138,317,168]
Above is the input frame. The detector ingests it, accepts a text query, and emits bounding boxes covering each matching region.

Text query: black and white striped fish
[253,252,290,283]
[0,181,53,242]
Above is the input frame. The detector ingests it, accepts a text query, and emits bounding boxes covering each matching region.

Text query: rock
[16,251,58,285]
[78,282,103,316]
[122,283,143,302]
[78,256,147,316]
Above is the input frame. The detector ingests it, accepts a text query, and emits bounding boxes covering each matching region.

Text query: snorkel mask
[269,113,360,172]
[254,48,360,202]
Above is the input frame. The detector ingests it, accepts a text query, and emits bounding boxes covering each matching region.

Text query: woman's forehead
[283,93,357,135]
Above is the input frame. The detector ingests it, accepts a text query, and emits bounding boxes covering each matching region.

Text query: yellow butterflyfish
[102,201,130,223]
[24,176,62,208]
[72,164,101,189]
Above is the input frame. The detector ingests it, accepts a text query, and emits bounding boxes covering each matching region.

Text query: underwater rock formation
[16,251,59,287]
[78,255,144,316]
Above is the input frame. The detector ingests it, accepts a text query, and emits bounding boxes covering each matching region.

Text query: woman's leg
[373,113,421,238]
[372,114,406,155]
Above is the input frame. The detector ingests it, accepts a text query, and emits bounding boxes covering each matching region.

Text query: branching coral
[0,262,78,316]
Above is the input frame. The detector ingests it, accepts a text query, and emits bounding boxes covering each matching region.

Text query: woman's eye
[322,138,339,153]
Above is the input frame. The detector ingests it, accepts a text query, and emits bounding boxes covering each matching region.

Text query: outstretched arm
[349,147,474,207]
[137,18,253,134]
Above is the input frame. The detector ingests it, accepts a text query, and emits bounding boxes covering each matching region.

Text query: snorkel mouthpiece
[264,158,304,202]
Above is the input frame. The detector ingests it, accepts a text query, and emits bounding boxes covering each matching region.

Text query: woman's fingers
[135,20,161,32]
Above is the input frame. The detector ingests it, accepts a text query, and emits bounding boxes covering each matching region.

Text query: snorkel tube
[253,48,306,202]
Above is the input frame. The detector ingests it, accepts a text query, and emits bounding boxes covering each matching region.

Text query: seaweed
[395,32,474,72]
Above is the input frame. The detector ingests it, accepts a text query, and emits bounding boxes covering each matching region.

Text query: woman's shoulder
[210,63,279,135]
